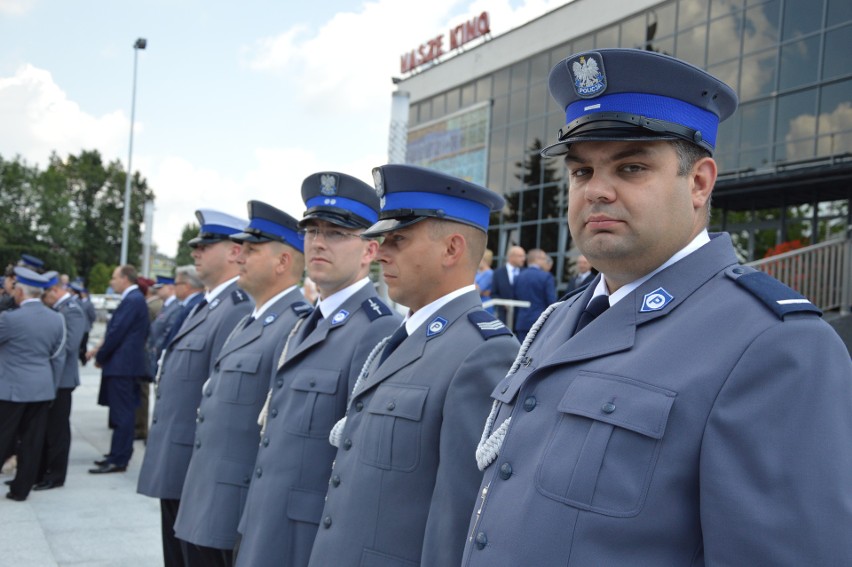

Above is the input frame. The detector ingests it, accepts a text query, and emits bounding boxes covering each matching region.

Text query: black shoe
[6,491,26,502]
[33,480,64,491]
[88,463,127,474]
[3,479,11,486]
[93,458,109,466]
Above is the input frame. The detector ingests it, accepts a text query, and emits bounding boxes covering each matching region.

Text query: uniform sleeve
[700,316,852,565]
[421,334,519,567]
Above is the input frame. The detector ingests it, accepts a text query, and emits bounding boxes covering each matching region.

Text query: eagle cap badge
[320,173,338,196]
[570,52,607,98]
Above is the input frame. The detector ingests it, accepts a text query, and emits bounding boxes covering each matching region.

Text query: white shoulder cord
[328,334,394,448]
[475,301,564,471]
[256,316,306,437]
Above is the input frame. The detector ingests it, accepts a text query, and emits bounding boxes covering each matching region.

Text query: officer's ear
[690,157,717,212]
[442,232,468,268]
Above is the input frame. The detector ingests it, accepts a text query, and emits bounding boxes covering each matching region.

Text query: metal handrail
[746,238,852,315]
[482,298,531,330]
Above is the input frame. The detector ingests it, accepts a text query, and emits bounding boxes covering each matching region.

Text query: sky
[0,0,569,258]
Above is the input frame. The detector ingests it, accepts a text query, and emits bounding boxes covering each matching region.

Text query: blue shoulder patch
[362,297,393,321]
[468,310,513,339]
[726,266,822,319]
[292,302,313,318]
[232,289,250,304]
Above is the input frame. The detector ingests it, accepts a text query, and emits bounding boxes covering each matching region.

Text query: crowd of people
[2,47,851,567]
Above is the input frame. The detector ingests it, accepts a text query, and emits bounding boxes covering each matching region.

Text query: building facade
[395,0,852,289]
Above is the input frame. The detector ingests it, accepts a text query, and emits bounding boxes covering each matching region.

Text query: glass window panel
[679,0,710,28]
[432,93,446,118]
[651,2,678,39]
[828,0,852,24]
[490,127,508,162]
[475,77,492,102]
[549,42,573,66]
[708,13,743,65]
[708,59,740,94]
[513,148,542,188]
[461,82,476,108]
[595,25,619,49]
[743,0,780,54]
[648,36,676,57]
[621,13,646,48]
[502,188,519,223]
[573,34,594,53]
[510,61,529,92]
[542,184,565,220]
[493,68,511,96]
[507,123,526,163]
[540,221,560,253]
[740,146,772,169]
[518,223,540,251]
[817,79,852,156]
[782,0,824,40]
[716,95,741,149]
[714,149,739,172]
[530,53,550,84]
[408,104,418,126]
[525,117,546,153]
[712,0,743,18]
[489,161,508,196]
[775,88,817,162]
[740,99,773,149]
[740,48,776,99]
[779,36,820,90]
[823,24,852,80]
[492,95,509,128]
[528,81,548,118]
[446,88,460,114]
[547,111,565,145]
[419,99,433,123]
[676,24,707,67]
[509,90,528,124]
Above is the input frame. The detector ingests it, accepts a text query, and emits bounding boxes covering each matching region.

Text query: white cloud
[0,64,128,165]
[0,0,33,15]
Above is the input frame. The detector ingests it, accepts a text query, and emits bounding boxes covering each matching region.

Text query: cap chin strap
[559,111,711,152]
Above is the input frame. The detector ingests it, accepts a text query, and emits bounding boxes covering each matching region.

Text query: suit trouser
[104,375,139,467]
[39,387,73,484]
[0,400,50,499]
[184,541,234,567]
[161,498,188,567]
[135,381,150,439]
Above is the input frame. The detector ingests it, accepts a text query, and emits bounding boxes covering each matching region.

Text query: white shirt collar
[252,285,299,319]
[121,284,139,300]
[592,230,711,307]
[316,277,371,319]
[54,292,72,308]
[204,276,239,303]
[163,295,176,307]
[404,285,475,335]
[181,291,202,307]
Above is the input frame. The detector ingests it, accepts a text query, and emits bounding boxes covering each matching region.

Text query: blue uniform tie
[574,295,610,334]
[379,325,408,365]
[300,307,323,340]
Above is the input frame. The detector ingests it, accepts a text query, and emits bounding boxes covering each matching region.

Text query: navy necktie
[574,295,610,334]
[300,308,323,339]
[191,298,208,317]
[243,315,256,329]
[379,325,408,365]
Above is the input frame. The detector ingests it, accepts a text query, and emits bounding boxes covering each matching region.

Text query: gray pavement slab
[1,325,163,567]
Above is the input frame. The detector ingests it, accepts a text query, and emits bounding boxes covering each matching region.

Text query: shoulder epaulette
[362,297,393,321]
[725,266,822,319]
[292,302,313,317]
[232,288,250,304]
[468,310,513,340]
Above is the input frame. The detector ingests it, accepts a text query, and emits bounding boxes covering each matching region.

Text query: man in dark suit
[513,248,557,342]
[87,264,149,474]
[35,275,88,490]
[463,48,852,566]
[138,210,253,567]
[306,165,518,567]
[0,268,66,501]
[565,254,595,293]
[235,172,401,567]
[174,201,312,567]
[491,245,525,325]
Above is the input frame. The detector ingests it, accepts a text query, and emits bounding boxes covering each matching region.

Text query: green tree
[175,223,198,266]
[88,262,114,294]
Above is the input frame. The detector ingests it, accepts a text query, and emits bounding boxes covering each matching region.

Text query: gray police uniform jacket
[174,288,311,549]
[137,282,253,500]
[0,301,66,402]
[147,298,181,375]
[235,283,400,567]
[81,298,96,331]
[460,233,852,567]
[55,296,88,389]
[307,291,518,567]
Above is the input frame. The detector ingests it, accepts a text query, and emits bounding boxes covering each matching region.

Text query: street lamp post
[120,37,147,266]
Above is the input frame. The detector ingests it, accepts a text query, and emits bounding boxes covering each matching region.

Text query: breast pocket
[360,384,429,472]
[535,371,675,517]
[174,335,207,379]
[286,368,341,438]
[218,352,263,405]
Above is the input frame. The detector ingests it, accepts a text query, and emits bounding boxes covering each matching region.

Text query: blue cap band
[565,92,719,148]
[306,195,378,225]
[200,223,241,236]
[16,274,51,288]
[248,217,304,252]
[383,191,491,230]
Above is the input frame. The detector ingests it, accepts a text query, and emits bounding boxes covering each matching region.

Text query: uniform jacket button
[331,474,341,487]
[355,401,364,412]
[276,379,284,388]
[255,467,263,478]
[523,396,537,412]
[270,408,278,418]
[475,532,487,550]
[602,402,616,414]
[323,516,332,528]
[499,462,513,480]
[309,379,317,387]
[386,401,396,411]
[262,437,270,447]
[343,438,352,450]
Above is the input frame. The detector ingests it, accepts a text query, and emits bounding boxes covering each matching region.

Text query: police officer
[147,276,180,379]
[35,273,88,490]
[306,165,519,567]
[461,48,852,566]
[70,283,97,364]
[235,173,401,567]
[0,268,66,501]
[174,202,313,567]
[138,210,254,567]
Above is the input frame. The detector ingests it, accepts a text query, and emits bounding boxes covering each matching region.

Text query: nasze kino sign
[400,11,490,74]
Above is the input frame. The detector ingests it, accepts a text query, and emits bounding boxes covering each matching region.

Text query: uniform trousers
[0,400,50,499]
[161,498,188,567]
[184,541,234,567]
[135,381,150,440]
[39,387,73,484]
[104,376,140,467]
